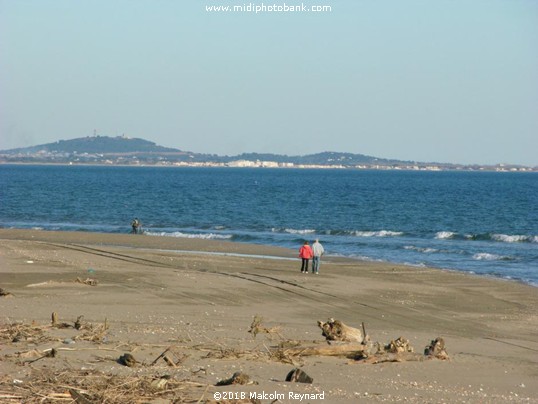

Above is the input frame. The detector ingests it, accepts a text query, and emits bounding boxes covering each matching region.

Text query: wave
[272,228,316,235]
[352,230,404,237]
[491,234,534,243]
[434,231,537,244]
[404,245,439,253]
[435,231,457,240]
[271,228,404,238]
[145,231,233,240]
[473,253,514,261]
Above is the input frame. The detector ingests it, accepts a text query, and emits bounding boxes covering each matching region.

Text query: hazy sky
[1,1,537,165]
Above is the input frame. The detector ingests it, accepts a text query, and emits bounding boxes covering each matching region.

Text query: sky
[1,1,537,166]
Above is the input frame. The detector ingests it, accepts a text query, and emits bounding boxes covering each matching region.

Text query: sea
[1,164,537,286]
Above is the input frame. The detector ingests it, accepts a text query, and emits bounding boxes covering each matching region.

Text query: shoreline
[2,227,536,288]
[1,161,537,172]
[1,228,537,402]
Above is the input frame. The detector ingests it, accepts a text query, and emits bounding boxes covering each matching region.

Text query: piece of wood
[216,371,252,386]
[285,368,313,383]
[150,347,171,366]
[317,318,363,342]
[281,343,365,358]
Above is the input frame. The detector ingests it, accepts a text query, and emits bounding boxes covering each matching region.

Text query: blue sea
[1,165,537,286]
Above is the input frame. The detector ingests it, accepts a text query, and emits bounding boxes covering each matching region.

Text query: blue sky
[1,0,537,165]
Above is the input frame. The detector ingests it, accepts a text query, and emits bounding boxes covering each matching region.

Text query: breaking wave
[435,231,456,240]
[404,246,439,253]
[473,253,513,261]
[272,228,316,235]
[491,234,534,243]
[351,230,404,237]
[145,231,232,240]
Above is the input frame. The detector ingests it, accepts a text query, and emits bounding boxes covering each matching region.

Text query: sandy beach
[1,229,537,403]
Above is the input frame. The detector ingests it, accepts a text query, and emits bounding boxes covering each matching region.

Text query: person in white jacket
[311,239,325,274]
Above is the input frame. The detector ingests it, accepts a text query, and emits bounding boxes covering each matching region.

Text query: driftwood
[424,337,449,360]
[118,353,137,367]
[280,343,366,358]
[150,376,170,391]
[285,368,313,383]
[286,319,450,364]
[385,336,414,354]
[358,352,427,364]
[51,312,73,329]
[248,315,282,339]
[216,371,254,386]
[76,277,98,286]
[27,348,57,364]
[317,318,363,342]
[74,315,84,330]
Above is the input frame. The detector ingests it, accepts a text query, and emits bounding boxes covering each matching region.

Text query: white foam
[353,230,403,237]
[492,234,528,243]
[435,231,456,240]
[404,246,438,253]
[145,231,232,240]
[473,253,504,261]
[282,228,316,235]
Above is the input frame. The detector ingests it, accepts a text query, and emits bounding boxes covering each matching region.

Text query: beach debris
[353,336,451,364]
[0,288,13,297]
[273,319,449,366]
[27,348,57,364]
[74,315,85,330]
[2,322,50,344]
[150,346,187,367]
[76,277,98,286]
[74,317,109,342]
[424,337,449,360]
[16,349,43,359]
[278,342,366,359]
[317,318,363,342]
[51,312,73,329]
[285,368,313,383]
[216,371,255,386]
[150,375,170,390]
[69,388,93,404]
[0,368,209,403]
[150,347,173,366]
[385,336,414,354]
[248,315,283,339]
[118,353,137,367]
[53,312,109,341]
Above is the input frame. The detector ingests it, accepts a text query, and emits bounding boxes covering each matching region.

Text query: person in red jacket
[299,241,314,273]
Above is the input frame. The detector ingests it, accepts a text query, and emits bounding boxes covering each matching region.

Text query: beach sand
[0,229,537,403]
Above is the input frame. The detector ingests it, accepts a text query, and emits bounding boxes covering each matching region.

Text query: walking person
[311,239,325,274]
[299,241,313,273]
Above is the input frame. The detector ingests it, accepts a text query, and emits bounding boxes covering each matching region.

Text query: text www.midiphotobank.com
[205,2,332,14]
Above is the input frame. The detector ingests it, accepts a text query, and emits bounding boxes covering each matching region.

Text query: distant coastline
[1,135,535,172]
[0,160,535,172]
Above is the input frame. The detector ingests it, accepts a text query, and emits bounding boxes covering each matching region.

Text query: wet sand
[1,229,537,403]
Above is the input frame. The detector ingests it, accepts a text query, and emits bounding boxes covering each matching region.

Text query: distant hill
[0,135,533,171]
[1,136,180,154]
[0,136,403,165]
[233,151,411,166]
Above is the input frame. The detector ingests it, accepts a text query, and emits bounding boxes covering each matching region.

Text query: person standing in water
[131,218,140,234]
[299,241,313,273]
